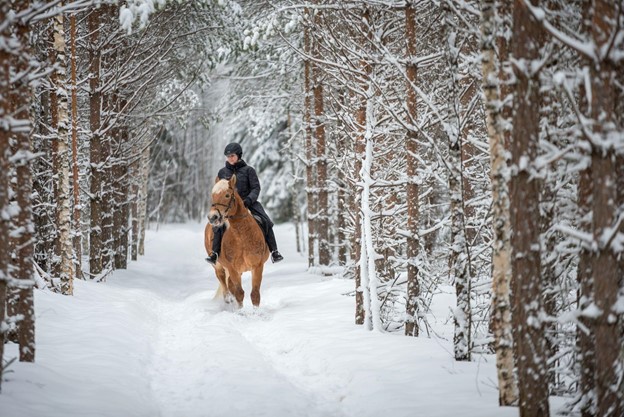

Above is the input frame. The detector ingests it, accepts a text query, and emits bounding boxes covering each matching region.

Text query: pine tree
[510,0,549,415]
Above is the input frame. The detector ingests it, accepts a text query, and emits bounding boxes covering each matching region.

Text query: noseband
[211,189,247,220]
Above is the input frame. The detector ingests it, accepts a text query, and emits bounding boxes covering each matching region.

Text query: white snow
[0,223,521,417]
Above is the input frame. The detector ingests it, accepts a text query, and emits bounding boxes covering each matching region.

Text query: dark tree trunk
[404,1,420,338]
[88,7,103,276]
[303,14,317,268]
[510,1,549,416]
[589,2,623,415]
[11,8,36,363]
[311,2,330,268]
[0,2,11,387]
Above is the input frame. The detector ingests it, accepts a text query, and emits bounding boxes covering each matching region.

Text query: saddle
[253,214,269,237]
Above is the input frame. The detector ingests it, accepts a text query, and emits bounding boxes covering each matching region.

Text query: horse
[204,175,270,308]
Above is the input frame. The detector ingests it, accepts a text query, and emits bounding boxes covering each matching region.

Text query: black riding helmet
[224,142,243,159]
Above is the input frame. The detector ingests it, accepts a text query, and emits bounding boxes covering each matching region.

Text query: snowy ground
[1,223,533,417]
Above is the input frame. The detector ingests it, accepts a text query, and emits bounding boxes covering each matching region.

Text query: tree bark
[51,7,74,295]
[11,6,36,363]
[311,4,330,267]
[0,2,11,388]
[443,1,471,359]
[88,7,103,276]
[70,12,82,279]
[303,11,317,268]
[510,1,549,415]
[589,2,623,415]
[404,1,420,338]
[481,0,517,404]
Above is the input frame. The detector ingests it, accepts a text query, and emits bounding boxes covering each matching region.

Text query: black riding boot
[265,227,283,263]
[206,226,224,265]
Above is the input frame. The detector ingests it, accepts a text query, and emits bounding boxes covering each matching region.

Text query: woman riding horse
[206,142,283,265]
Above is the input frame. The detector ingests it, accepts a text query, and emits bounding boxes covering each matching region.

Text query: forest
[1,0,623,416]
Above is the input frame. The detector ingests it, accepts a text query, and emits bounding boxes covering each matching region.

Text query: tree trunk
[138,146,150,257]
[311,6,330,268]
[481,0,518,406]
[303,12,317,268]
[480,0,517,402]
[443,2,471,359]
[352,7,373,327]
[510,1,549,415]
[589,2,623,415]
[70,12,83,279]
[359,79,380,332]
[51,7,74,295]
[11,9,36,363]
[577,162,595,417]
[404,1,420,338]
[131,158,140,261]
[88,7,103,276]
[0,2,11,386]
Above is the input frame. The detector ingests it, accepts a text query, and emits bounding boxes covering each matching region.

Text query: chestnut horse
[204,175,270,307]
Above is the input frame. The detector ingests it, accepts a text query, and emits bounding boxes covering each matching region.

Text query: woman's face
[226,153,239,164]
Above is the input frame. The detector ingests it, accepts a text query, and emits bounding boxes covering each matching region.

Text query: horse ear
[214,176,220,184]
[229,174,237,188]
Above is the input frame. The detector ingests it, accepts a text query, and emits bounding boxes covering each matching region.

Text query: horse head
[208,175,238,227]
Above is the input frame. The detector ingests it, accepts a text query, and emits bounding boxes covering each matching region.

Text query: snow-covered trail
[1,223,519,417]
[117,224,353,417]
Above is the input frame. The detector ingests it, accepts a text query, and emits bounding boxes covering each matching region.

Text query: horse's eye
[225,194,230,199]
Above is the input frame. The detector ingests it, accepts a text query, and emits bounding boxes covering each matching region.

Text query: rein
[211,190,248,220]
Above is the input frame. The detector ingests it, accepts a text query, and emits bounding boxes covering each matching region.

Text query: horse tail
[214,282,226,300]
[213,269,230,300]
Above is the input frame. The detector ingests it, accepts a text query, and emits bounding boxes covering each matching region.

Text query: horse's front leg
[250,264,264,307]
[228,271,245,308]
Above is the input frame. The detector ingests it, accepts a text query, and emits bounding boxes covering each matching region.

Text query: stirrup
[206,252,219,265]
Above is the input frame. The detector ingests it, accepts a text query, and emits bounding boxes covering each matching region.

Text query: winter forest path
[113,223,350,417]
[108,223,514,417]
[1,223,516,417]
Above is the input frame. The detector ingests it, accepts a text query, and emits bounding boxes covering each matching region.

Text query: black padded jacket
[217,159,260,207]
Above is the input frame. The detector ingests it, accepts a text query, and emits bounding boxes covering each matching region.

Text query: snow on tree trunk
[352,8,373,327]
[443,1,471,361]
[11,10,36,363]
[404,1,421,338]
[0,2,11,385]
[303,15,317,268]
[311,5,330,268]
[589,2,623,415]
[69,12,82,280]
[510,1,549,415]
[359,80,382,332]
[480,0,517,405]
[51,8,74,295]
[89,7,103,276]
[131,157,140,261]
[138,146,149,257]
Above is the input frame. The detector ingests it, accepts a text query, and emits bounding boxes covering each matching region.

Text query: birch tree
[50,7,73,295]
[479,0,517,406]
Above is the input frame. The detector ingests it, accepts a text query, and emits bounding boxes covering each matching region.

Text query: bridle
[211,189,248,220]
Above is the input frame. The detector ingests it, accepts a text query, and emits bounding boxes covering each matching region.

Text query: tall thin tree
[404,0,420,337]
[510,0,549,415]
[480,0,517,405]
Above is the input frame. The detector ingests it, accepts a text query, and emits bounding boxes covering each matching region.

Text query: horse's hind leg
[250,264,264,307]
